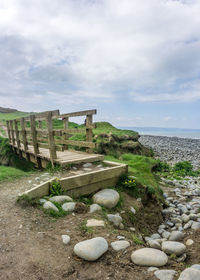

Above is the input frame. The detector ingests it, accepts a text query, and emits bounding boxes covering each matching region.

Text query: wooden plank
[86,114,93,153]
[59,109,96,119]
[30,115,41,168]
[46,112,57,166]
[14,120,21,153]
[20,118,29,161]
[9,120,15,146]
[6,121,11,143]
[63,117,69,150]
[55,139,96,148]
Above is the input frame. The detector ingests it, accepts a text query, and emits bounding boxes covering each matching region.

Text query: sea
[118,127,200,139]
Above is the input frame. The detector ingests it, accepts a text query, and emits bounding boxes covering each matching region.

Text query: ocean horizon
[118,126,200,139]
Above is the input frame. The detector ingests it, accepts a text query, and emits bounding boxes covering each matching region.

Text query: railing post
[46,112,57,167]
[30,115,41,168]
[6,121,11,143]
[14,119,21,157]
[20,117,30,161]
[63,117,69,150]
[86,114,93,153]
[38,120,42,129]
[9,120,15,148]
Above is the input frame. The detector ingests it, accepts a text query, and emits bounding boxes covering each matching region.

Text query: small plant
[146,185,156,197]
[122,178,137,189]
[49,178,63,196]
[155,160,170,172]
[132,234,144,245]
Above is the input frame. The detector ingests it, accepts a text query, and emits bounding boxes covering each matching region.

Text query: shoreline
[139,134,200,169]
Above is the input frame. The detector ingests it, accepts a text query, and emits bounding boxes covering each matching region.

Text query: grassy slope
[0,166,31,181]
[0,111,31,121]
[94,122,138,137]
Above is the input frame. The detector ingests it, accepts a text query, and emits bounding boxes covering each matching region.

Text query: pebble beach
[139,135,200,169]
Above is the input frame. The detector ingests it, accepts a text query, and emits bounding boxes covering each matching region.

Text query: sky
[0,0,200,128]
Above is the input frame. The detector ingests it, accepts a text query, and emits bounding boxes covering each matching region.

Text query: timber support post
[46,112,57,167]
[6,121,11,143]
[86,114,93,153]
[30,115,41,168]
[63,117,69,150]
[20,117,30,161]
[14,119,22,157]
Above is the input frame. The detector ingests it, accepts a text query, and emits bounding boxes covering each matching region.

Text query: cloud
[0,0,200,112]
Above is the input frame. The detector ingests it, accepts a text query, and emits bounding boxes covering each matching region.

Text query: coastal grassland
[0,166,32,181]
[0,111,31,121]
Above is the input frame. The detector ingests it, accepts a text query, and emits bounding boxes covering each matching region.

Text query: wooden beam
[9,120,15,146]
[6,121,11,143]
[86,114,93,153]
[46,112,57,166]
[14,119,21,156]
[59,109,96,119]
[55,139,96,148]
[30,115,41,168]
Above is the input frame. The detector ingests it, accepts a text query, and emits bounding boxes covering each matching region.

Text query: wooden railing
[5,109,97,166]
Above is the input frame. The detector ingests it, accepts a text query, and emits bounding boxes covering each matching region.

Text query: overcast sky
[0,0,200,128]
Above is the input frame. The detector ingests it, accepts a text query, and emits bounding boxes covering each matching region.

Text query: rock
[82,163,92,168]
[181,214,189,223]
[191,221,200,230]
[185,239,194,246]
[162,241,186,256]
[191,264,200,270]
[169,231,184,241]
[151,233,161,240]
[111,241,130,251]
[178,267,200,280]
[49,195,73,203]
[177,253,187,262]
[62,202,76,212]
[86,219,105,227]
[148,267,159,272]
[162,231,171,239]
[73,237,108,261]
[43,201,59,212]
[89,204,102,213]
[154,269,177,280]
[130,207,136,214]
[117,235,125,240]
[131,248,168,267]
[147,239,161,250]
[62,235,70,244]
[107,214,122,227]
[93,189,120,209]
[39,198,47,204]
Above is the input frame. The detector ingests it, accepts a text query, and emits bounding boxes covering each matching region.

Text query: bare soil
[0,175,199,280]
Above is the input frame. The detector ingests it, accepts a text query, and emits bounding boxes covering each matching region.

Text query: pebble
[43,201,59,212]
[185,239,194,246]
[62,202,76,212]
[107,214,122,227]
[131,248,168,267]
[178,267,200,280]
[86,219,105,227]
[62,235,70,245]
[49,195,73,203]
[162,241,186,256]
[154,269,177,280]
[73,237,108,261]
[169,231,184,241]
[111,241,130,251]
[89,204,102,213]
[93,189,120,209]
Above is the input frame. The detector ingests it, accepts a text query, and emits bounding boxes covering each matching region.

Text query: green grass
[93,122,138,137]
[0,165,31,181]
[0,111,31,122]
[105,153,158,187]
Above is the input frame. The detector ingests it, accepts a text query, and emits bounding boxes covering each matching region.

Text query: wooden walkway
[5,109,104,168]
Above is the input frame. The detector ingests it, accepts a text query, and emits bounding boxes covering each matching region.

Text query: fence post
[14,119,21,157]
[46,112,57,167]
[9,120,15,148]
[63,117,69,150]
[30,115,41,168]
[6,121,11,143]
[20,117,30,161]
[86,114,93,153]
[38,120,42,129]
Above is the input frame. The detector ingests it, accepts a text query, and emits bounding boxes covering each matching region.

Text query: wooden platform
[13,144,104,167]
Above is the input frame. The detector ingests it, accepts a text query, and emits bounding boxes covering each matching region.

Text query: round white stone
[89,204,102,213]
[49,195,73,203]
[154,269,177,280]
[185,239,194,246]
[43,201,59,212]
[162,241,186,256]
[62,202,76,212]
[111,241,130,251]
[178,268,200,280]
[86,219,105,227]
[62,235,70,244]
[169,231,184,241]
[73,237,108,261]
[131,248,168,267]
[93,189,120,209]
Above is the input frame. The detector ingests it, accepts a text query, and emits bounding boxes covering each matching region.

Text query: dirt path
[0,174,157,280]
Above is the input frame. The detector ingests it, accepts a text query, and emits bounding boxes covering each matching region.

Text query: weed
[132,234,144,245]
[79,221,94,234]
[49,178,63,196]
